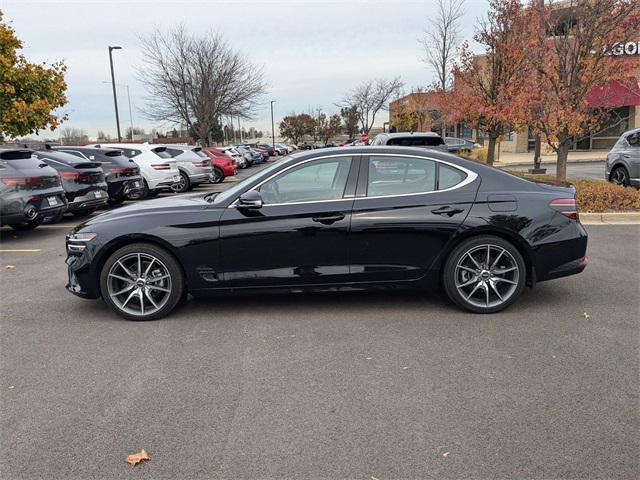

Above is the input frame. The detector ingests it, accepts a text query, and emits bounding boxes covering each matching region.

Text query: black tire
[99,242,185,321]
[610,166,630,187]
[128,180,149,200]
[212,167,225,184]
[71,208,96,217]
[10,218,43,231]
[44,210,65,224]
[171,172,191,193]
[442,235,526,314]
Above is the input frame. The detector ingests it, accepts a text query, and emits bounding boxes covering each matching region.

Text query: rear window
[152,148,172,159]
[121,149,142,158]
[193,149,209,158]
[626,132,640,147]
[0,150,33,160]
[387,136,445,147]
[164,148,184,157]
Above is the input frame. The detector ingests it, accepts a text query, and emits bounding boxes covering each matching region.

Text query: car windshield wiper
[204,192,219,203]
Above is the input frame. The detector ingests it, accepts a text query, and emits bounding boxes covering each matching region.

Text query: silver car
[160,145,214,193]
[606,128,640,188]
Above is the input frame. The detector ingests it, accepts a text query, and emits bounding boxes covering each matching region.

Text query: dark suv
[33,149,108,217]
[0,147,67,230]
[50,146,143,204]
[370,132,448,152]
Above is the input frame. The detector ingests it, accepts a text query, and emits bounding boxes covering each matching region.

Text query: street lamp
[270,100,276,151]
[102,81,133,139]
[108,46,123,142]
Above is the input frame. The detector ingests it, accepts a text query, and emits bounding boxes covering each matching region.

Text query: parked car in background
[33,149,108,217]
[0,147,66,230]
[339,139,355,147]
[297,142,312,150]
[444,137,477,154]
[50,146,143,205]
[370,132,447,152]
[256,144,276,157]
[606,128,640,188]
[158,145,213,193]
[202,147,236,184]
[312,141,326,149]
[66,146,588,320]
[234,146,259,166]
[325,141,337,148]
[94,143,180,198]
[219,146,247,169]
[276,143,294,154]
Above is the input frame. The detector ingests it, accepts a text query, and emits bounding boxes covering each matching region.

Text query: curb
[580,212,640,225]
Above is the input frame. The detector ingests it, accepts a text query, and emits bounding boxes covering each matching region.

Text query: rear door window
[367,156,436,197]
[438,164,467,189]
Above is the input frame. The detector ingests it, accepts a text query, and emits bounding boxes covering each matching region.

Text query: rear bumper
[0,189,67,225]
[107,177,143,199]
[66,190,109,211]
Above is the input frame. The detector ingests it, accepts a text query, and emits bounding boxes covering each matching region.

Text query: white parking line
[0,249,41,253]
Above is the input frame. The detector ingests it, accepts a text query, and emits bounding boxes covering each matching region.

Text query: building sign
[609,41,640,56]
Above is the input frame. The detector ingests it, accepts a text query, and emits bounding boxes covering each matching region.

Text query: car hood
[80,193,216,227]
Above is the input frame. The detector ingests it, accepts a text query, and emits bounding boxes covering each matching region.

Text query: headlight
[66,232,97,254]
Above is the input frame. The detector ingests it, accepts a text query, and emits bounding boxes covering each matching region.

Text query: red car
[202,147,236,184]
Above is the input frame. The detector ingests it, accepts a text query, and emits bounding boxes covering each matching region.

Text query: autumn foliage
[0,10,68,140]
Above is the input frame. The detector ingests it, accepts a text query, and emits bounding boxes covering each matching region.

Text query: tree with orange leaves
[445,0,530,165]
[518,0,639,180]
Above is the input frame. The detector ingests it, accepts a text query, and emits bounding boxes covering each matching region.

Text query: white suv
[158,145,213,193]
[94,143,180,198]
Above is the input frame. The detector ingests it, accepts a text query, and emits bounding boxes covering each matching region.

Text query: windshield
[209,159,290,204]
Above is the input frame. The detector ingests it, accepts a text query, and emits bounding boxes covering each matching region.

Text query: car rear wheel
[611,166,630,187]
[108,195,127,206]
[443,235,526,314]
[128,180,149,200]
[171,172,190,193]
[211,167,225,184]
[100,243,185,321]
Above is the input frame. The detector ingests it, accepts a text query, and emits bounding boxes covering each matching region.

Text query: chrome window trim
[228,152,478,208]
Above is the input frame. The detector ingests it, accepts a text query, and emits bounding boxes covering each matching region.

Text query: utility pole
[270,100,276,150]
[108,46,123,142]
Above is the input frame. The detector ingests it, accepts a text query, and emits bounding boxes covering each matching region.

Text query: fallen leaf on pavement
[402,367,409,370]
[371,476,380,480]
[442,452,450,458]
[366,357,372,360]
[125,449,149,466]
[5,265,15,270]
[583,312,590,320]
[8,385,15,389]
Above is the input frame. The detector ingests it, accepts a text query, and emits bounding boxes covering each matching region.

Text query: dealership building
[390,40,640,153]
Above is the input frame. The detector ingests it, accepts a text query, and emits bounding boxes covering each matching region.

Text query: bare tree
[419,0,465,137]
[341,78,404,134]
[139,25,268,145]
[420,0,465,91]
[58,127,88,145]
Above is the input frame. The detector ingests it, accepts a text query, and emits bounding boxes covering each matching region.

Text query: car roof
[377,132,442,138]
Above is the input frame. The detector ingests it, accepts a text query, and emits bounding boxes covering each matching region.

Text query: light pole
[102,81,133,139]
[270,100,276,151]
[108,46,122,142]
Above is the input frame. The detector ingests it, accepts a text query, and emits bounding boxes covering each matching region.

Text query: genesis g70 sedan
[65,146,588,320]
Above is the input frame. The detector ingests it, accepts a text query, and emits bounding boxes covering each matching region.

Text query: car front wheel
[443,235,526,314]
[100,243,185,321]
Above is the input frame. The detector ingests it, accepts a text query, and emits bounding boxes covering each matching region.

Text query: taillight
[192,160,210,167]
[0,177,43,187]
[549,198,579,220]
[59,171,84,181]
[110,167,136,176]
[151,163,171,170]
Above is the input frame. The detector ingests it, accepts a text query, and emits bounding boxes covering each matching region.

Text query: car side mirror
[238,190,263,210]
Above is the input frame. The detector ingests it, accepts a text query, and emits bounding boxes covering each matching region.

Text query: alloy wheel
[611,167,628,186]
[454,244,520,309]
[171,173,188,193]
[106,252,172,317]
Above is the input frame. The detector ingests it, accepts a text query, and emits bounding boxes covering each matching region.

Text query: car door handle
[312,213,345,224]
[431,206,464,216]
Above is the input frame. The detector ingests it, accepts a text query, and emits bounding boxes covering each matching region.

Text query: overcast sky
[2,0,489,139]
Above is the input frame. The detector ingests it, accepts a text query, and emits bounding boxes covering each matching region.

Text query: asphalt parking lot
[0,163,638,479]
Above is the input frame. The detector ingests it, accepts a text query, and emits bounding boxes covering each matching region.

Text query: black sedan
[0,147,66,230]
[65,146,588,320]
[34,149,108,217]
[50,146,143,204]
